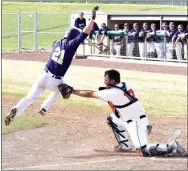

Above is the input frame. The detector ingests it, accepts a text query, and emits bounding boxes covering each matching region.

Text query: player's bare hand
[91,6,99,19]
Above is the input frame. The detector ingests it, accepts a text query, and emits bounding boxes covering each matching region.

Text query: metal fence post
[90,38,92,55]
[160,15,163,30]
[164,36,167,62]
[126,36,128,57]
[93,38,95,54]
[144,34,147,58]
[107,37,110,55]
[34,12,38,52]
[18,12,22,52]
[83,42,85,57]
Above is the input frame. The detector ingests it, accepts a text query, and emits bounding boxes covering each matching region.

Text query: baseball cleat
[114,144,132,152]
[5,108,18,126]
[173,140,187,157]
[39,108,46,116]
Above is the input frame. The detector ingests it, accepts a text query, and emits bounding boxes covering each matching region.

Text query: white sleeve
[126,83,132,91]
[94,89,113,102]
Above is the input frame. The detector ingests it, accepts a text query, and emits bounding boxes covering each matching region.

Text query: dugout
[70,11,187,31]
[70,11,187,57]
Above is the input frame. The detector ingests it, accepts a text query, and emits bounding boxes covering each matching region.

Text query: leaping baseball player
[58,69,187,157]
[5,6,99,126]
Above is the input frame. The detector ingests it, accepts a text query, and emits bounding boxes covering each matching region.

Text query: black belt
[113,99,138,109]
[126,115,146,124]
[44,68,62,80]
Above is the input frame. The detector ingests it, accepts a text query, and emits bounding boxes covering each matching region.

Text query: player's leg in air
[5,72,47,126]
[39,91,61,115]
[107,113,132,152]
[5,69,63,126]
[5,6,99,126]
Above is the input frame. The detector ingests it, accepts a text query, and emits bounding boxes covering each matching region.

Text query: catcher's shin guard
[107,114,132,150]
[138,143,179,157]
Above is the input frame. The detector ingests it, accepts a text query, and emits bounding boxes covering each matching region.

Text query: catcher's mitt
[58,84,73,99]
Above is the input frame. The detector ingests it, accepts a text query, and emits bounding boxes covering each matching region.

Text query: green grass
[2,2,186,52]
[2,111,48,134]
[3,2,186,13]
[2,59,187,116]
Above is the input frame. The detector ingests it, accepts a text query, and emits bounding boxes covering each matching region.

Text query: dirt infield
[2,53,188,170]
[2,96,188,170]
[2,53,187,75]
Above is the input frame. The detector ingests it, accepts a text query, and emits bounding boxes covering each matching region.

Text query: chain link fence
[2,13,18,52]
[2,12,70,53]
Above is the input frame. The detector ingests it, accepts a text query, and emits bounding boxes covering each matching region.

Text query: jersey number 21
[51,47,65,65]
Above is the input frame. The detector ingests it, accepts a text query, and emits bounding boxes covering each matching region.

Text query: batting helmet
[64,28,81,41]
[178,24,183,29]
[133,23,138,27]
[114,24,119,28]
[169,22,175,27]
[162,22,168,27]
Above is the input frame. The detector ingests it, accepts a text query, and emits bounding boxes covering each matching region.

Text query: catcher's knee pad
[106,114,131,148]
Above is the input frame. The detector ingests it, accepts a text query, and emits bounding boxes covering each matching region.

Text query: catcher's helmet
[64,27,81,41]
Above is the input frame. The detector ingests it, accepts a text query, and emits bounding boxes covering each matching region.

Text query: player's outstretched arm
[83,6,99,35]
[72,89,98,99]
[58,84,98,99]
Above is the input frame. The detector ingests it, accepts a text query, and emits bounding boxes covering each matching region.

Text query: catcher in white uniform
[58,69,187,157]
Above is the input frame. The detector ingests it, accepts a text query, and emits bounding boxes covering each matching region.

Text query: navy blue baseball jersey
[74,18,86,30]
[166,29,177,42]
[46,32,88,77]
[174,30,184,42]
[138,28,150,42]
[147,29,156,42]
[98,27,112,39]
[128,28,140,42]
[92,22,99,31]
[184,29,188,33]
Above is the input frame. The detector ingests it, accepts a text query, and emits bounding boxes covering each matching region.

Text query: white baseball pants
[139,42,149,57]
[124,116,149,149]
[184,43,187,59]
[127,42,135,57]
[155,42,164,59]
[175,42,183,60]
[147,42,155,53]
[14,70,63,115]
[138,42,145,57]
[114,44,121,56]
[166,42,173,59]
